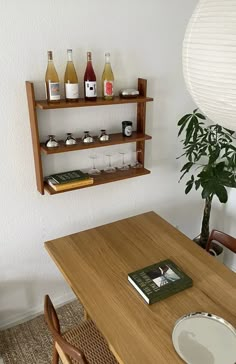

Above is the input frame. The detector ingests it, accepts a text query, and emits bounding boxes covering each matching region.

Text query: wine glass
[131,150,143,168]
[117,151,129,171]
[104,153,116,173]
[88,155,101,175]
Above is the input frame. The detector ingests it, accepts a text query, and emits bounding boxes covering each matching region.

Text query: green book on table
[48,169,90,184]
[128,259,193,304]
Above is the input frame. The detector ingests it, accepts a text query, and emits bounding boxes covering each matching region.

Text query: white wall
[1,0,234,329]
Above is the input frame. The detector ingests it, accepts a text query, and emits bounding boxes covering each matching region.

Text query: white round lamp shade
[183,0,236,131]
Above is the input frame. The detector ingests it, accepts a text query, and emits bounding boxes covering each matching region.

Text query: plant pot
[193,235,224,263]
[208,242,224,263]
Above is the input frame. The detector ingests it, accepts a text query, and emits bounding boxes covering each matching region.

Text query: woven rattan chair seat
[63,319,118,364]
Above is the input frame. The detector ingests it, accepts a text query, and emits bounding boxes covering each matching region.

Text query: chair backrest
[44,295,88,364]
[206,229,236,254]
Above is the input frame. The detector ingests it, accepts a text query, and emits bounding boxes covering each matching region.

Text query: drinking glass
[104,153,116,173]
[131,150,143,168]
[117,151,129,171]
[88,155,101,175]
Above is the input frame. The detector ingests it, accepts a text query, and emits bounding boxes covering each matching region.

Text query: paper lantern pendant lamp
[183,0,236,131]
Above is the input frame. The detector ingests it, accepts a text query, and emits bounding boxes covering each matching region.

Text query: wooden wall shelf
[41,132,152,155]
[36,96,153,110]
[26,78,153,195]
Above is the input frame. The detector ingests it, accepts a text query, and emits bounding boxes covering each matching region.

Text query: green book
[48,169,90,184]
[128,259,193,304]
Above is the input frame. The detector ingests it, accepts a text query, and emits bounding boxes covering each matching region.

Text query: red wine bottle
[84,52,97,101]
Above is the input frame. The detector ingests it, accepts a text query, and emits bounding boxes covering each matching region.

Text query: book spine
[128,276,149,303]
[50,179,93,191]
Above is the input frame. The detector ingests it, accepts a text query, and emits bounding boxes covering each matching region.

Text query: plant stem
[200,196,213,248]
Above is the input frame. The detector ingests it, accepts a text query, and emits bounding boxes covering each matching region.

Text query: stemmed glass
[117,151,129,171]
[131,150,143,168]
[88,155,101,175]
[104,153,116,173]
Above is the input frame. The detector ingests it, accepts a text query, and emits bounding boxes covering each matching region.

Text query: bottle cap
[87,52,92,60]
[47,51,53,60]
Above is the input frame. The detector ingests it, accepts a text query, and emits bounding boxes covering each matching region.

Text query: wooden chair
[206,229,236,254]
[44,295,118,364]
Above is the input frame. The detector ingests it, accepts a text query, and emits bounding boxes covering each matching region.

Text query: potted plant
[177,109,236,251]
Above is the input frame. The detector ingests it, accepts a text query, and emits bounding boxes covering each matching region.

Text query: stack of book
[45,169,94,191]
[128,259,193,304]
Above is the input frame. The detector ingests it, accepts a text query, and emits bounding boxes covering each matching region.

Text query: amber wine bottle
[45,51,60,103]
[84,52,97,101]
[102,52,114,100]
[64,49,79,102]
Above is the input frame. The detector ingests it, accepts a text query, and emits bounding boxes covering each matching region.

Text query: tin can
[122,121,133,137]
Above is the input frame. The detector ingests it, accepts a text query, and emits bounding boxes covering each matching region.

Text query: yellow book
[47,177,93,191]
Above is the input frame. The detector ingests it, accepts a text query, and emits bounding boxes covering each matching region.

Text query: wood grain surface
[45,211,236,364]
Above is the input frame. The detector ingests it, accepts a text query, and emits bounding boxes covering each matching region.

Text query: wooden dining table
[45,211,236,363]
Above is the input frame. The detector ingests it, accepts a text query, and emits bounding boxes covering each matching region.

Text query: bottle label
[122,121,133,137]
[49,82,60,100]
[104,81,114,96]
[85,81,97,97]
[65,83,79,99]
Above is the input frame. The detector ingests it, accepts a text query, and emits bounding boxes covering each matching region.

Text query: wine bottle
[64,49,79,102]
[102,52,114,100]
[45,51,60,103]
[84,52,97,101]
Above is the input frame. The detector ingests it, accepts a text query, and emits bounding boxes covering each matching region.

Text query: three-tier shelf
[26,78,153,195]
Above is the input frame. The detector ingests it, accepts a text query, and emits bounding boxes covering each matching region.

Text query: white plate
[172,312,236,364]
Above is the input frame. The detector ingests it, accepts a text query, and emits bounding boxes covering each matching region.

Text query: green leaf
[178,120,188,137]
[185,117,196,144]
[215,185,228,203]
[180,162,193,173]
[178,115,194,137]
[209,148,220,164]
[185,184,193,194]
[195,113,206,120]
[176,152,186,160]
[186,175,195,186]
[223,127,235,135]
[179,168,193,181]
[177,114,192,126]
[215,162,225,173]
[195,180,201,190]
[201,178,216,198]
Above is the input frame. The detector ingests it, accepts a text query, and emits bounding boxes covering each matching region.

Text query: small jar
[98,129,109,141]
[45,135,59,148]
[122,121,133,137]
[65,133,76,145]
[82,131,94,143]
